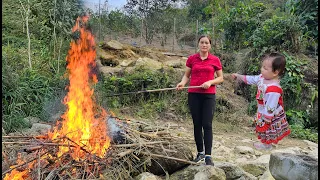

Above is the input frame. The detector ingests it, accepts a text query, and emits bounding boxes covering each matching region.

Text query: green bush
[94,68,190,119]
[249,14,302,52]
[289,124,318,143]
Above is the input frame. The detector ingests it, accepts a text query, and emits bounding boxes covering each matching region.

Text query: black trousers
[188,93,216,155]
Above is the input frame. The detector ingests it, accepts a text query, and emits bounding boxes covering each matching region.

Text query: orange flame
[3,153,35,180]
[48,15,110,159]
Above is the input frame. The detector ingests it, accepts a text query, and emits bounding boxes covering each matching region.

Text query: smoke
[107,116,126,144]
[41,90,67,122]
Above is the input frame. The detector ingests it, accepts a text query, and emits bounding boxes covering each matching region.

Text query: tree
[124,0,179,44]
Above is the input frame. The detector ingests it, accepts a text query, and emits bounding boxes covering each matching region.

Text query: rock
[164,60,184,68]
[145,145,193,175]
[23,117,41,126]
[251,155,271,167]
[102,40,124,50]
[303,140,318,148]
[269,153,318,180]
[308,148,318,160]
[239,171,258,180]
[26,123,52,135]
[119,59,135,67]
[215,162,246,179]
[241,139,254,143]
[216,145,233,155]
[240,163,266,177]
[254,150,263,156]
[135,172,161,180]
[135,57,163,70]
[271,147,301,154]
[169,165,226,180]
[235,157,247,164]
[234,146,254,154]
[259,169,275,180]
[99,66,123,76]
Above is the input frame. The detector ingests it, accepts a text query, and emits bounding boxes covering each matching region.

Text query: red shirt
[186,53,222,94]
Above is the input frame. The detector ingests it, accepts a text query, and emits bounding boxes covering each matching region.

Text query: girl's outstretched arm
[232,73,261,85]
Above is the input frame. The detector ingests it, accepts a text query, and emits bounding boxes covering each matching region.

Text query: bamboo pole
[105,86,202,97]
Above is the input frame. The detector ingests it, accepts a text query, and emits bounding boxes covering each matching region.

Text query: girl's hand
[231,73,238,80]
[201,81,212,89]
[176,82,185,90]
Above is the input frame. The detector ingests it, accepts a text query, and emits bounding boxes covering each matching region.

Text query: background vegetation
[2,0,318,142]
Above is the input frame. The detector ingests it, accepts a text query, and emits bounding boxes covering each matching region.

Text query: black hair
[263,52,286,76]
[198,35,212,44]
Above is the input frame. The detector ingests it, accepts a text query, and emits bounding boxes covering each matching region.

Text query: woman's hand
[176,82,185,90]
[201,81,212,89]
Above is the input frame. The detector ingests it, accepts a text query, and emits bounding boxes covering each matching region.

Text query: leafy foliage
[249,14,302,52]
[94,68,190,119]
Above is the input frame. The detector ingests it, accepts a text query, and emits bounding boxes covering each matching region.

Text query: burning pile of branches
[2,116,195,179]
[2,15,195,180]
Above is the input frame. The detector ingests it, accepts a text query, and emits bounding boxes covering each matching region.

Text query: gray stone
[234,146,254,154]
[27,123,52,135]
[135,172,161,180]
[259,169,275,180]
[215,162,246,179]
[135,57,163,70]
[271,147,301,154]
[170,165,226,180]
[103,40,124,50]
[240,163,266,177]
[164,60,184,68]
[303,140,318,148]
[269,153,318,180]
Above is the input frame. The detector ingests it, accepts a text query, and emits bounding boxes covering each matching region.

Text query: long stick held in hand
[106,86,202,97]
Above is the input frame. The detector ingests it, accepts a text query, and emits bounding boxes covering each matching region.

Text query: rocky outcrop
[269,153,318,180]
[169,165,226,180]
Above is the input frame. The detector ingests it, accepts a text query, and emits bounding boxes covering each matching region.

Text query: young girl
[232,52,290,150]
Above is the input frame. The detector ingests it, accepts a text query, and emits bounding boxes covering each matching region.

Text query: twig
[2,150,49,176]
[117,149,134,158]
[139,152,199,165]
[112,141,167,148]
[2,141,76,147]
[64,137,91,155]
[2,135,47,139]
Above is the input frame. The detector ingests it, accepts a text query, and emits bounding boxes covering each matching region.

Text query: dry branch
[139,152,198,165]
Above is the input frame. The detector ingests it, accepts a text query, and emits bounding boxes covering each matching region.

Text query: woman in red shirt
[176,35,223,166]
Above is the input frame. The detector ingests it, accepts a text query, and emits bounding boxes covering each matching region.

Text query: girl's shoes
[253,142,272,150]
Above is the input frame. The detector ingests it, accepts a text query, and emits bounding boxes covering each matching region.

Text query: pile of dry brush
[2,116,196,179]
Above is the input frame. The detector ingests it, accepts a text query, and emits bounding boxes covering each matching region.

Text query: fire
[4,153,35,180]
[4,15,110,179]
[47,15,110,159]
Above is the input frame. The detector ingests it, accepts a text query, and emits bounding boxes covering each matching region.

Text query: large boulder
[215,162,246,180]
[269,153,318,180]
[169,165,226,180]
[135,172,162,180]
[135,57,163,70]
[239,163,266,177]
[102,40,124,50]
[144,145,194,175]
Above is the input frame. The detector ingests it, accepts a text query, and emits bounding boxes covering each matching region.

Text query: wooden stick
[106,86,202,97]
[2,151,49,176]
[117,149,134,158]
[2,141,76,147]
[139,152,199,165]
[112,141,167,148]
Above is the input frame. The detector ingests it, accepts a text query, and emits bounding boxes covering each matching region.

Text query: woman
[176,35,223,166]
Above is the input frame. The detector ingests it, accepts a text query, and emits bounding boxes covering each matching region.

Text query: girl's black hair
[263,52,286,76]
